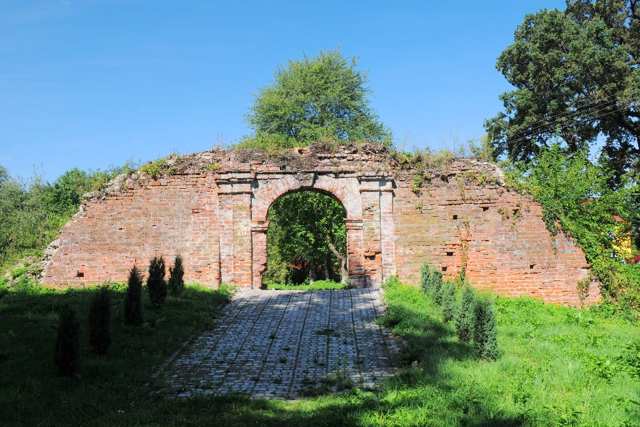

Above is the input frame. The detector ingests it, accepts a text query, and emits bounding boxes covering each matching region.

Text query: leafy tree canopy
[486,0,640,184]
[244,51,391,149]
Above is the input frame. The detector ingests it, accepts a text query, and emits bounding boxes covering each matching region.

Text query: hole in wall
[513,208,520,216]
[482,206,489,212]
[441,266,448,272]
[76,271,84,278]
[446,251,454,256]
[529,264,535,270]
[452,214,458,220]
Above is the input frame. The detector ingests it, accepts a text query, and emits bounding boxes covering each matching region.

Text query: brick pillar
[216,173,253,287]
[379,181,396,282]
[251,223,268,289]
[346,219,366,286]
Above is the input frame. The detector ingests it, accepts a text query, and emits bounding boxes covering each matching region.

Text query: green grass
[265,280,348,291]
[1,280,639,426]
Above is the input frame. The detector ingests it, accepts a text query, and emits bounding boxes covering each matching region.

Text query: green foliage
[147,257,167,306]
[88,286,112,355]
[456,286,476,342]
[504,145,640,312]
[124,266,143,325]
[247,51,391,149]
[0,164,132,272]
[429,269,444,304]
[441,283,456,323]
[419,263,432,293]
[265,280,347,291]
[54,305,80,376]
[168,255,185,296]
[486,1,640,182]
[264,191,347,285]
[139,158,174,179]
[473,297,499,360]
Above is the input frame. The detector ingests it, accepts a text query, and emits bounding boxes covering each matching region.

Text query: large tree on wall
[485,0,640,185]
[245,51,389,284]
[243,50,391,149]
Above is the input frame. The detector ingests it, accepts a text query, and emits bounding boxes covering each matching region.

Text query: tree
[486,0,640,184]
[264,191,347,284]
[473,298,499,360]
[168,255,185,296]
[245,51,391,149]
[147,257,167,306]
[88,286,112,355]
[441,284,456,323]
[124,266,143,325]
[456,287,476,342]
[54,306,80,376]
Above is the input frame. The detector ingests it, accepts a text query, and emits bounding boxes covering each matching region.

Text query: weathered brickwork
[42,144,599,305]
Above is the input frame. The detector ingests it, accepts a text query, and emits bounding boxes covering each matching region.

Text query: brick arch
[252,174,362,223]
[251,173,367,288]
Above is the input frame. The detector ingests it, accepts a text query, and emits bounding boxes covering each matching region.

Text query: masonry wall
[42,145,599,306]
[43,174,220,285]
[393,177,599,305]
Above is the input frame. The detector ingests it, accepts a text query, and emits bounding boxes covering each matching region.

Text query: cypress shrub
[473,297,499,360]
[441,283,456,323]
[420,264,431,293]
[88,286,112,355]
[147,257,167,306]
[54,305,80,376]
[430,270,444,305]
[456,286,476,342]
[124,266,143,325]
[168,255,185,296]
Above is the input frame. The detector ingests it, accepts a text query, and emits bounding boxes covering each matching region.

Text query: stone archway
[214,170,396,289]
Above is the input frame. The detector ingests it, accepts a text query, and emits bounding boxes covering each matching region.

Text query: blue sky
[1,0,564,182]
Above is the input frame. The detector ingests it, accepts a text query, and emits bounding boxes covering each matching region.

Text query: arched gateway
[42,143,599,305]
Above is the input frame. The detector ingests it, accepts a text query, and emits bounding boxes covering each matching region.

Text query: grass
[1,280,639,426]
[265,280,348,291]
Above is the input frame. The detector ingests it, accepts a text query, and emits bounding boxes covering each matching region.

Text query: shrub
[88,286,112,355]
[430,270,444,304]
[54,305,80,376]
[147,257,167,306]
[441,283,456,323]
[456,287,476,342]
[124,266,143,325]
[168,255,185,296]
[473,297,499,360]
[420,264,432,293]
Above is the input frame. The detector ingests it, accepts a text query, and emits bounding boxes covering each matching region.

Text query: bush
[54,305,80,376]
[456,287,476,342]
[441,283,456,323]
[168,255,185,296]
[430,270,444,304]
[420,264,432,293]
[473,297,499,360]
[88,286,111,355]
[147,257,167,306]
[124,266,143,325]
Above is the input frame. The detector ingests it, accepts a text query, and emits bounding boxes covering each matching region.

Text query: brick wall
[42,144,599,305]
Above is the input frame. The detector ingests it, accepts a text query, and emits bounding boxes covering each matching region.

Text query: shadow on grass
[0,284,525,426]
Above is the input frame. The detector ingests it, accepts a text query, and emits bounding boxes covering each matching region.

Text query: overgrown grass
[2,280,639,426]
[265,280,348,291]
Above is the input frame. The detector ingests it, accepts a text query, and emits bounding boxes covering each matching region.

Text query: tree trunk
[326,240,348,285]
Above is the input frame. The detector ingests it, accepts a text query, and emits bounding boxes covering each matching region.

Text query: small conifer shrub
[124,266,143,325]
[147,257,167,306]
[441,283,456,323]
[473,297,499,360]
[456,286,476,342]
[430,270,444,304]
[88,286,112,355]
[420,264,432,293]
[168,255,185,296]
[54,305,80,376]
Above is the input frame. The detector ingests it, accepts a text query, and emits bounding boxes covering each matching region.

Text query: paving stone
[164,288,399,399]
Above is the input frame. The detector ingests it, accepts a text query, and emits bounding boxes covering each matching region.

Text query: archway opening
[263,190,347,287]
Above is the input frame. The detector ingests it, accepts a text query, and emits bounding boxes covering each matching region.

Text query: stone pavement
[163,288,400,399]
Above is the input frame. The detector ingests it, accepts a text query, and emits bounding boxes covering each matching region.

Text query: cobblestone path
[164,288,399,399]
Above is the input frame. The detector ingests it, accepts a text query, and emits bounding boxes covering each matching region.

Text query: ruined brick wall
[42,144,599,305]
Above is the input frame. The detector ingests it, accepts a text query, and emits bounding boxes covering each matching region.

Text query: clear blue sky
[1,0,564,182]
